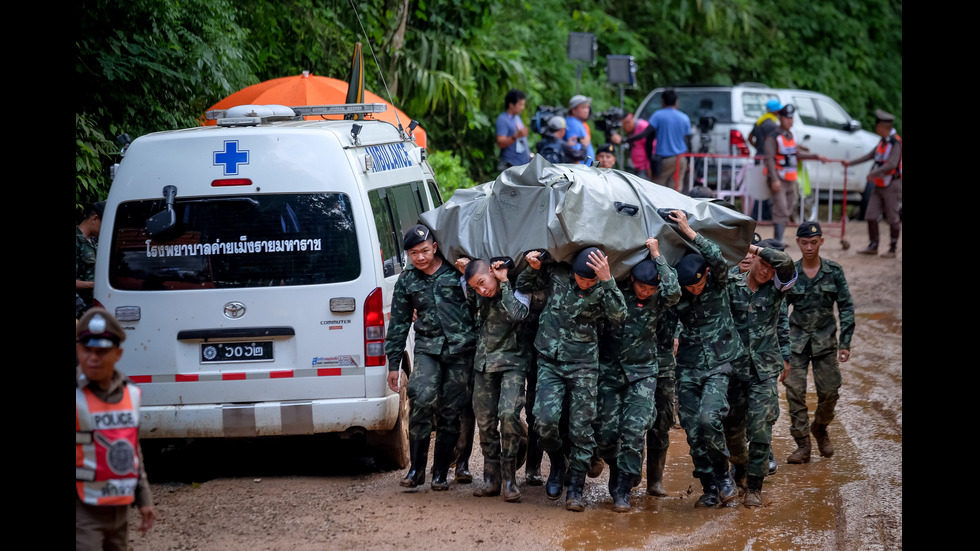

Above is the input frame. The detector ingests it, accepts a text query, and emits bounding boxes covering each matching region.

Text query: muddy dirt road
[129,221,901,551]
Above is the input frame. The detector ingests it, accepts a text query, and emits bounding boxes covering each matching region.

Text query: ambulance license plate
[201,341,274,363]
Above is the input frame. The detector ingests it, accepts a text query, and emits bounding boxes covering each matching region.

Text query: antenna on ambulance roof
[348,0,406,137]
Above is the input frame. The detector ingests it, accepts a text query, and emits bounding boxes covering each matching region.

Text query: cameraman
[536,116,586,164]
[611,113,653,180]
[496,89,531,171]
[565,95,594,165]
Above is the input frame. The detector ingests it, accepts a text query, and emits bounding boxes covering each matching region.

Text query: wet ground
[130,222,901,550]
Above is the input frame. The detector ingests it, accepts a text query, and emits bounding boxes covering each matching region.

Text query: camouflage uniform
[783,258,855,438]
[516,262,626,474]
[468,280,530,461]
[725,247,797,478]
[386,261,476,443]
[596,260,680,478]
[646,309,679,453]
[76,227,98,317]
[673,234,745,481]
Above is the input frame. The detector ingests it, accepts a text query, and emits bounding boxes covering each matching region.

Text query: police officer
[460,258,531,502]
[844,109,902,257]
[595,237,681,512]
[781,222,855,463]
[725,241,797,507]
[517,246,626,511]
[76,308,155,549]
[386,225,477,491]
[669,210,742,508]
[763,104,828,243]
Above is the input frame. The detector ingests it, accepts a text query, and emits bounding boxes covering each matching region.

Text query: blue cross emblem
[213,140,249,175]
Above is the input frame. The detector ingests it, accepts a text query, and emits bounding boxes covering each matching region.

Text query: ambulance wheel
[369,371,410,470]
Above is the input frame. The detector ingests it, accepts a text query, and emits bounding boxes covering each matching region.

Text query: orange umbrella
[204,71,426,147]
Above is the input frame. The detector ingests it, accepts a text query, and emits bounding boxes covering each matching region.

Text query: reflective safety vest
[774,133,798,182]
[75,382,142,506]
[872,134,902,187]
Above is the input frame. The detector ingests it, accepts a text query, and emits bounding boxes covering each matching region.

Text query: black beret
[676,253,707,286]
[757,238,785,251]
[403,224,433,250]
[572,247,600,279]
[751,232,762,245]
[631,259,660,286]
[596,143,615,156]
[796,222,822,238]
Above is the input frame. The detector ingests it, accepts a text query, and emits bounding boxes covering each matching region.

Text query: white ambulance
[94,103,444,469]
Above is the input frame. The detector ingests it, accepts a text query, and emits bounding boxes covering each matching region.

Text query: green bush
[427,149,478,202]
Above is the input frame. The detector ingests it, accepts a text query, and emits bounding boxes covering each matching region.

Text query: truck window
[109,193,360,290]
[741,92,780,120]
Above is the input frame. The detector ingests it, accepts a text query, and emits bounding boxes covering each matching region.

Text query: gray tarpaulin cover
[420,155,757,280]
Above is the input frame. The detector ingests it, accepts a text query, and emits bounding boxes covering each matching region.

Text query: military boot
[545,450,567,500]
[787,436,812,464]
[812,423,835,458]
[452,415,475,484]
[716,469,738,505]
[694,475,719,508]
[606,460,619,497]
[730,462,748,496]
[565,469,587,512]
[646,447,668,497]
[472,459,501,497]
[858,222,879,255]
[612,471,635,513]
[501,457,522,503]
[881,224,900,258]
[743,475,764,508]
[524,437,544,486]
[430,433,456,491]
[588,454,605,478]
[400,436,430,488]
[768,448,778,475]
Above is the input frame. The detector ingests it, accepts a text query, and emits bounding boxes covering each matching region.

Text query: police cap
[676,253,707,286]
[796,222,823,238]
[875,109,896,123]
[631,259,660,286]
[403,224,433,250]
[572,247,600,279]
[76,308,126,348]
[596,143,615,156]
[777,104,795,118]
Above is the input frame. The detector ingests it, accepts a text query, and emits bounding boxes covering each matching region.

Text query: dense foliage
[76,0,901,213]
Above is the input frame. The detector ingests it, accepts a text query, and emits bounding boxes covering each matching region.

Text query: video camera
[530,105,568,135]
[592,106,625,142]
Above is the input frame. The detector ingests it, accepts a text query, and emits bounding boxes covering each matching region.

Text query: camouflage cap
[76,308,125,348]
[631,258,660,286]
[403,224,433,250]
[676,253,707,286]
[796,222,822,238]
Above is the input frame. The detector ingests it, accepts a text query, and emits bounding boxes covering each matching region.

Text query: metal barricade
[677,152,853,249]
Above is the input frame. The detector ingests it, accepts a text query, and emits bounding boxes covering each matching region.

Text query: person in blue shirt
[648,89,692,189]
[565,95,595,165]
[495,89,531,171]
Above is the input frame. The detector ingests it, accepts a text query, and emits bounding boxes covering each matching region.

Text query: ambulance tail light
[730,130,750,157]
[364,287,386,366]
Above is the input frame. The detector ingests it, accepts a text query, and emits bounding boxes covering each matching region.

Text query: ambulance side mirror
[146,185,178,240]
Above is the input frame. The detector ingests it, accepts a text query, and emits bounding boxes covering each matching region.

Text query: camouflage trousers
[676,362,732,479]
[473,369,527,460]
[532,355,598,474]
[724,362,780,478]
[595,365,658,476]
[785,344,841,438]
[406,352,473,441]
[646,374,676,452]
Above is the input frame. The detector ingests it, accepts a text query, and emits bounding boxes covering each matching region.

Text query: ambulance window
[387,183,425,239]
[369,189,402,277]
[427,181,444,208]
[108,193,360,290]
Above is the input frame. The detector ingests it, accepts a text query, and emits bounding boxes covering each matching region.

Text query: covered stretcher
[420,155,757,280]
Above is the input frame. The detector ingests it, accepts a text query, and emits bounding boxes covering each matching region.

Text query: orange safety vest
[872,133,902,187]
[774,133,798,182]
[75,382,142,506]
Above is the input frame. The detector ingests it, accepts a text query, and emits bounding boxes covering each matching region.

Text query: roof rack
[206,103,389,127]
